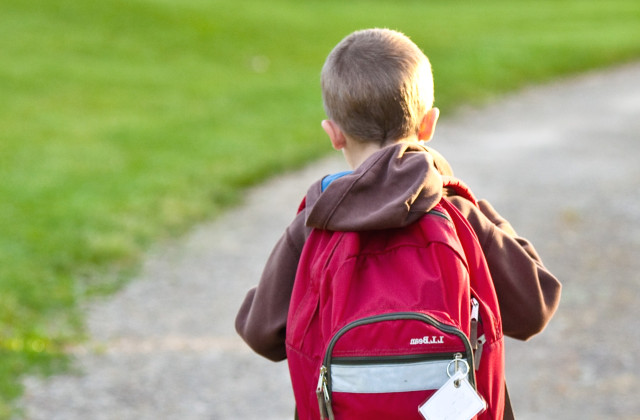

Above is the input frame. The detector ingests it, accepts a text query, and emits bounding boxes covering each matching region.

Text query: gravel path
[19,62,640,420]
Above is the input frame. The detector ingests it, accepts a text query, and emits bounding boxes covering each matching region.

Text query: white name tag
[418,371,486,420]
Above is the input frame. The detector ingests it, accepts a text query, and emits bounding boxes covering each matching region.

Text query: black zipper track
[331,351,461,365]
[427,208,451,222]
[323,312,476,392]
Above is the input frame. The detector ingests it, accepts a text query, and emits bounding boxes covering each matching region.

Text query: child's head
[321,28,435,146]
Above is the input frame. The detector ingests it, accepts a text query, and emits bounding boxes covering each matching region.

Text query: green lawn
[1,0,640,416]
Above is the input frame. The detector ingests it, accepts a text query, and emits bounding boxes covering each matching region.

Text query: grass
[1,0,639,416]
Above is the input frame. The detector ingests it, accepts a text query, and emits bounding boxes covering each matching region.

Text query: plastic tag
[418,371,486,420]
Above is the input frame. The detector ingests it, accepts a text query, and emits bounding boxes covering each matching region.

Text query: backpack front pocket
[317,312,475,420]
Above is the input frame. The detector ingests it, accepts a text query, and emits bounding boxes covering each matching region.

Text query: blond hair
[321,28,434,145]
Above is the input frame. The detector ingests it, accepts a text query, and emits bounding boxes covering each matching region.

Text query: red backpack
[286,178,506,420]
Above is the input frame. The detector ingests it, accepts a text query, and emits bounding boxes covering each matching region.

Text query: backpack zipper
[315,366,331,420]
[330,351,462,365]
[470,297,479,349]
[427,208,452,222]
[470,297,486,370]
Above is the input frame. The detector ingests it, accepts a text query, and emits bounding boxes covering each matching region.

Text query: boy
[236,28,561,417]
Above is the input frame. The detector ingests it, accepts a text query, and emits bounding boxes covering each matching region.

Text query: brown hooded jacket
[235,143,561,361]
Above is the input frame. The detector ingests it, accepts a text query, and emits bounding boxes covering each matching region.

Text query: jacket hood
[305,143,444,231]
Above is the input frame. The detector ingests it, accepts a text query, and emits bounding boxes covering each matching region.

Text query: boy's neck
[343,141,384,169]
[344,136,420,169]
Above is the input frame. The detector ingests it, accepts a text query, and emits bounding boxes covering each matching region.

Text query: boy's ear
[322,119,347,150]
[418,107,440,142]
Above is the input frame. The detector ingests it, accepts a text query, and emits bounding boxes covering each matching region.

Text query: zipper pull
[470,298,480,350]
[450,353,467,387]
[316,366,329,420]
[474,334,486,370]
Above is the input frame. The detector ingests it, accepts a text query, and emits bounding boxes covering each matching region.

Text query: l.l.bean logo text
[409,336,444,345]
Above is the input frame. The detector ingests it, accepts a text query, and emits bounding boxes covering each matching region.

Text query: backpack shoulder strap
[441,177,516,420]
[442,176,478,206]
[297,196,307,214]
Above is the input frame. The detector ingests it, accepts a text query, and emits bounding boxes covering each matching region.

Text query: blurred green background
[1,0,639,416]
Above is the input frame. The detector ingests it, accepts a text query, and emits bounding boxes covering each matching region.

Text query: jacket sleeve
[235,212,308,361]
[447,196,562,341]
